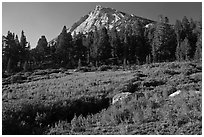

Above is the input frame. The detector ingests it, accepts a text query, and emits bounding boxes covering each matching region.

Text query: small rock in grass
[112,92,132,105]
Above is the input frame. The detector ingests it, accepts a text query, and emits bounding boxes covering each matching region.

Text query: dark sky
[2,2,202,48]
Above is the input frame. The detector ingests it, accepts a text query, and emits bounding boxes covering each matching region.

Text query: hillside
[2,61,202,135]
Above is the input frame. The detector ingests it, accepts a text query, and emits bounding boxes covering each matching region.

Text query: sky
[2,2,202,48]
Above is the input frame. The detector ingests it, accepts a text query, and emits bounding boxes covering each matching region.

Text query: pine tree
[6,58,12,73]
[23,61,29,72]
[36,36,49,55]
[19,30,29,68]
[55,26,73,67]
[123,26,129,66]
[194,34,202,60]
[98,27,112,65]
[181,16,190,40]
[3,31,19,72]
[194,19,202,60]
[152,15,175,62]
[183,18,197,59]
[85,31,93,65]
[180,37,191,61]
[175,20,183,61]
[90,26,99,66]
[144,23,155,63]
[131,20,146,64]
[73,32,87,67]
[36,35,49,63]
[110,26,122,64]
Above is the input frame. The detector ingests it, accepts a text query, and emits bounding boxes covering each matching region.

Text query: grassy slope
[2,70,135,101]
[2,61,202,135]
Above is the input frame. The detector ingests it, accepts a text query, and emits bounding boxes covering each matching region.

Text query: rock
[169,90,201,98]
[188,90,201,96]
[112,92,131,105]
[169,90,182,97]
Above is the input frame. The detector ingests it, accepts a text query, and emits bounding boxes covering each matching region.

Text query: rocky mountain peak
[95,5,103,11]
[68,5,154,35]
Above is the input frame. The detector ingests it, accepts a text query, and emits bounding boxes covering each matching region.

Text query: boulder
[112,92,131,105]
[169,90,182,97]
[188,90,201,96]
[169,90,201,98]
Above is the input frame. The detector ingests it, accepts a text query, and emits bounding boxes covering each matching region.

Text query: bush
[176,121,202,135]
[98,65,112,71]
[47,121,71,135]
[163,69,180,75]
[101,96,150,126]
[75,67,90,72]
[2,96,110,135]
[142,79,165,87]
[10,74,27,84]
[71,115,86,133]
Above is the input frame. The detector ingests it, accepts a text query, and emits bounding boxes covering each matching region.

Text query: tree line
[2,15,202,73]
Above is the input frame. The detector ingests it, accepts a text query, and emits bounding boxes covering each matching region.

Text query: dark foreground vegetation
[2,61,202,135]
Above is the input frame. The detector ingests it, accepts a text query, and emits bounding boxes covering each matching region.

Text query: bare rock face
[68,5,154,35]
[48,5,154,46]
[112,92,131,105]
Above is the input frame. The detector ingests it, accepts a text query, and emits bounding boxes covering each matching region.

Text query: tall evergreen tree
[175,20,183,61]
[36,36,49,55]
[73,32,87,67]
[123,25,130,66]
[181,16,190,40]
[19,30,29,68]
[109,26,122,64]
[144,23,155,63]
[194,19,202,60]
[152,15,175,62]
[98,27,112,65]
[55,26,73,67]
[90,26,99,66]
[194,34,202,60]
[188,18,199,58]
[36,35,49,62]
[3,31,19,72]
[84,31,94,65]
[131,20,146,64]
[180,37,191,61]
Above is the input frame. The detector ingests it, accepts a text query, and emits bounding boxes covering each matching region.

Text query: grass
[2,61,202,135]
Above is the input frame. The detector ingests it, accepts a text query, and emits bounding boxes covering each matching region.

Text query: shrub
[47,121,71,135]
[142,79,165,87]
[163,69,180,75]
[2,96,110,135]
[176,121,202,135]
[98,65,112,71]
[10,74,27,84]
[75,67,90,72]
[71,115,86,133]
[23,62,29,72]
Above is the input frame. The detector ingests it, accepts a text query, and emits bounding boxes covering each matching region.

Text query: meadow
[2,61,202,135]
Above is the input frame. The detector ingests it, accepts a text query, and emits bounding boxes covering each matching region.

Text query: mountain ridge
[49,5,155,44]
[68,5,154,35]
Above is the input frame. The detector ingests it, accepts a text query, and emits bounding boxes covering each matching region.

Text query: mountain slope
[68,5,154,35]
[48,5,155,45]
